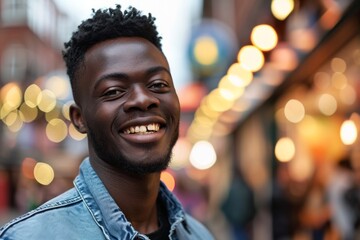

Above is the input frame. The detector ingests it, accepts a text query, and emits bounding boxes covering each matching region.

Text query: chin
[95,148,172,175]
[120,158,170,175]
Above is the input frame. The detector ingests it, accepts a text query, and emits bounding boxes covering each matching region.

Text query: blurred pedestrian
[328,156,355,240]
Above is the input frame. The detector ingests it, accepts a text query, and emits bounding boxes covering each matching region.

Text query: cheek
[173,96,181,115]
[166,96,180,120]
[167,92,180,108]
[86,104,117,127]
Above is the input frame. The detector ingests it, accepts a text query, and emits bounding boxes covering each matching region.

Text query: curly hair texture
[62,5,163,101]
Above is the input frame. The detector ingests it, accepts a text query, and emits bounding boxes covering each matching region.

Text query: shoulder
[0,188,97,239]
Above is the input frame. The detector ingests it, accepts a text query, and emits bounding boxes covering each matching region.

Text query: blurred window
[1,0,28,26]
[0,44,27,82]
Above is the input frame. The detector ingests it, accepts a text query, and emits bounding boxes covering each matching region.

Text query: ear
[69,103,87,134]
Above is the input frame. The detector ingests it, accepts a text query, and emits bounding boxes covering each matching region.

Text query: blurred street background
[0,0,360,239]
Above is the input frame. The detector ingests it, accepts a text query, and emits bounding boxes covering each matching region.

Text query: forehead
[83,37,168,71]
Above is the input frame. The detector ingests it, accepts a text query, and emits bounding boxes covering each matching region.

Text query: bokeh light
[206,89,234,112]
[24,84,41,108]
[237,45,265,72]
[189,140,217,170]
[227,63,253,87]
[46,118,68,142]
[218,76,245,101]
[34,162,55,185]
[19,103,38,122]
[331,57,347,73]
[0,82,22,111]
[3,110,23,132]
[275,137,295,162]
[271,0,295,20]
[160,171,176,191]
[331,72,347,90]
[193,36,219,65]
[339,85,356,105]
[3,110,18,126]
[7,113,23,132]
[171,138,191,169]
[270,44,298,71]
[45,107,61,122]
[284,99,305,123]
[21,157,37,179]
[318,93,337,116]
[45,76,71,100]
[251,24,278,51]
[340,119,357,145]
[37,90,57,113]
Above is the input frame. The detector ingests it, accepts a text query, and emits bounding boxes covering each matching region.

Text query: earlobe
[69,104,87,134]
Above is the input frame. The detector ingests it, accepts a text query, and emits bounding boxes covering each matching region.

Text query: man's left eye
[104,89,122,97]
[150,82,170,93]
[151,82,167,88]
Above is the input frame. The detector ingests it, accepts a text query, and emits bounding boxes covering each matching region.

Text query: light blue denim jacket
[0,158,214,240]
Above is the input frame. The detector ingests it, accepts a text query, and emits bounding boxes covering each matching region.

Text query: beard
[87,126,179,175]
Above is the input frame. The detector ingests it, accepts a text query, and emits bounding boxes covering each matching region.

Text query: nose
[123,85,160,112]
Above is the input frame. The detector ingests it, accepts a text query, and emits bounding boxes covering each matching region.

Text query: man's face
[71,37,180,174]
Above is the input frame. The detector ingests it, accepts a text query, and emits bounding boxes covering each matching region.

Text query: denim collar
[74,158,186,239]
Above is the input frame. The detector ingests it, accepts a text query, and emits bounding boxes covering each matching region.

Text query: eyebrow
[94,66,171,89]
[146,66,171,77]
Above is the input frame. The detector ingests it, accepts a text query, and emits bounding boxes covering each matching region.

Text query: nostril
[146,102,158,110]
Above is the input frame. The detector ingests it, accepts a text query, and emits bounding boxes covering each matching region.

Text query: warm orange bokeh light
[161,171,176,191]
[21,157,37,179]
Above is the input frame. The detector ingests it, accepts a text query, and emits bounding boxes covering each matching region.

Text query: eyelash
[150,81,171,93]
[151,82,167,88]
[103,89,123,97]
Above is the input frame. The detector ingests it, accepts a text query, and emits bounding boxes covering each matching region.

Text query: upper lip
[119,116,166,133]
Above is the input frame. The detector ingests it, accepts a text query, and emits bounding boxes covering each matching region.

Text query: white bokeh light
[189,141,217,170]
[340,120,357,145]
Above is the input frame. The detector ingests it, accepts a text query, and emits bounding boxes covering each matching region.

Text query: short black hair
[62,5,163,102]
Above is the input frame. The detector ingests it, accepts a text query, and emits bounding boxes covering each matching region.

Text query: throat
[145,198,170,238]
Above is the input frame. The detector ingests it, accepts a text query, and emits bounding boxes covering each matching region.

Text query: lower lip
[120,128,165,144]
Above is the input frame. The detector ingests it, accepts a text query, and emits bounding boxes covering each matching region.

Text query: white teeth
[139,126,146,132]
[147,124,155,131]
[123,123,160,134]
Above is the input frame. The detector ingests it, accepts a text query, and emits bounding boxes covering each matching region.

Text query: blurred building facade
[0,0,69,84]
[0,0,83,222]
[184,0,360,239]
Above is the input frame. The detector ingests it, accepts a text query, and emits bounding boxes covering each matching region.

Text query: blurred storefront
[183,0,360,239]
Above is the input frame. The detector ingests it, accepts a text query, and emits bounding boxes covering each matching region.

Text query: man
[0,5,214,240]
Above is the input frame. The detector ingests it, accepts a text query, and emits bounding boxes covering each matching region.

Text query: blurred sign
[188,19,237,80]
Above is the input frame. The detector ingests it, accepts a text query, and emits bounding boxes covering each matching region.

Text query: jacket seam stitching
[74,183,111,240]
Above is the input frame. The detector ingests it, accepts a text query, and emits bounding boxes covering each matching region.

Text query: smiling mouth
[123,123,161,134]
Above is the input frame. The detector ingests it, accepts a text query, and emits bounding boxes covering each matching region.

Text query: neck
[90,158,161,234]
